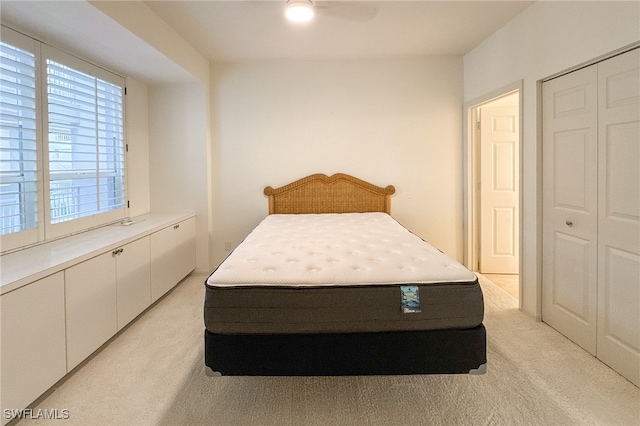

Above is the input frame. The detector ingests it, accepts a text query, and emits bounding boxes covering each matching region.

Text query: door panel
[552,232,592,323]
[602,247,639,347]
[596,49,640,387]
[480,105,519,273]
[542,65,598,355]
[492,207,515,256]
[553,130,591,212]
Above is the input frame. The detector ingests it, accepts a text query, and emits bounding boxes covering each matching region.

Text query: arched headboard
[263,173,396,215]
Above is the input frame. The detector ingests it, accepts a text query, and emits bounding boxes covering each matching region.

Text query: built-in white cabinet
[0,272,66,426]
[116,237,151,330]
[66,252,118,371]
[0,213,195,422]
[65,236,153,371]
[151,217,196,302]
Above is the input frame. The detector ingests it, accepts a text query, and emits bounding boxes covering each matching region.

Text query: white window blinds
[1,27,127,251]
[0,40,39,236]
[46,59,125,224]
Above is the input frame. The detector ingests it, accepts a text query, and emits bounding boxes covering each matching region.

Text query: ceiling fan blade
[315,1,379,22]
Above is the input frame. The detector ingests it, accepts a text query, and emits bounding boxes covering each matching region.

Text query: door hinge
[476,121,481,130]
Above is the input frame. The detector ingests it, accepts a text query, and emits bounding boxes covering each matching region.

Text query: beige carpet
[16,274,639,426]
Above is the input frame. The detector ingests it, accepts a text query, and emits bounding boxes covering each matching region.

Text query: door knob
[565,220,573,227]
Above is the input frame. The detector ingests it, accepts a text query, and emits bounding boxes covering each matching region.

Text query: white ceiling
[0,1,534,83]
[145,1,534,62]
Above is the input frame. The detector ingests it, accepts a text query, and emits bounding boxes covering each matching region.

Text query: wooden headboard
[263,173,396,215]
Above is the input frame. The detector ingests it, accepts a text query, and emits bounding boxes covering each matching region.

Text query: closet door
[596,49,640,387]
[542,65,599,355]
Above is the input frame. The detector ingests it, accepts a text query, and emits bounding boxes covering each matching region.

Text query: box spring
[205,325,487,376]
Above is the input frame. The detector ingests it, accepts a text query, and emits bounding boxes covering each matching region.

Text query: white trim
[543,42,640,83]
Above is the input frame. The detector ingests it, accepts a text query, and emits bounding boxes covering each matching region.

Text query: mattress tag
[400,285,421,314]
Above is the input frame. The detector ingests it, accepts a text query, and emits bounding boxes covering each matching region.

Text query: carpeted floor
[16,274,639,426]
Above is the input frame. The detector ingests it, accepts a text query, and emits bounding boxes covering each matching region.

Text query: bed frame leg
[469,363,487,375]
[205,366,222,377]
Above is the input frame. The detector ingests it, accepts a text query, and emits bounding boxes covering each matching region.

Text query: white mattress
[207,213,476,288]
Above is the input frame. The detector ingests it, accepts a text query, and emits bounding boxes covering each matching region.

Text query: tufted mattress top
[205,213,483,334]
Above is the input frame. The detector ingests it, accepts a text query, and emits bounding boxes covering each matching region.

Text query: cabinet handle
[565,220,573,227]
[112,248,124,256]
[174,224,180,229]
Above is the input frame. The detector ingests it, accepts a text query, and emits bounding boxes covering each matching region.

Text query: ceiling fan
[285,0,379,23]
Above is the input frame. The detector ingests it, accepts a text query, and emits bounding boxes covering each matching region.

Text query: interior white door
[480,105,519,274]
[596,49,640,387]
[542,65,599,355]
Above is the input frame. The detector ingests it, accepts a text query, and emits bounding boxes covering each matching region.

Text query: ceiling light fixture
[285,0,314,23]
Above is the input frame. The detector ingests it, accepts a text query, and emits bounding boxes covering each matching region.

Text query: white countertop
[0,212,195,295]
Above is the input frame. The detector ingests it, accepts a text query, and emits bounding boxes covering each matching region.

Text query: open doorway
[467,90,521,300]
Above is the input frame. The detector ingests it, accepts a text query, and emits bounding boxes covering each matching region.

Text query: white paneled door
[543,48,639,386]
[543,65,599,355]
[480,106,519,274]
[596,49,640,387]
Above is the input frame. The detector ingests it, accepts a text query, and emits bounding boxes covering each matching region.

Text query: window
[46,56,125,229]
[0,38,38,237]
[0,27,126,251]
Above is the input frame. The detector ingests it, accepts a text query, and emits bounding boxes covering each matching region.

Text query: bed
[204,173,486,376]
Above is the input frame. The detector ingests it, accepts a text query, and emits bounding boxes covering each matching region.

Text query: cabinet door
[150,217,196,302]
[1,273,66,424]
[65,252,117,370]
[116,237,151,330]
[596,49,640,387]
[174,217,196,281]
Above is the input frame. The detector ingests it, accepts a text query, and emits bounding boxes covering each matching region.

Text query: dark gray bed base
[204,325,487,376]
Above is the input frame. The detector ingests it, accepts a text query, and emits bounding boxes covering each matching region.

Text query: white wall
[148,83,211,273]
[89,0,209,84]
[463,1,640,319]
[88,1,214,273]
[210,57,464,266]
